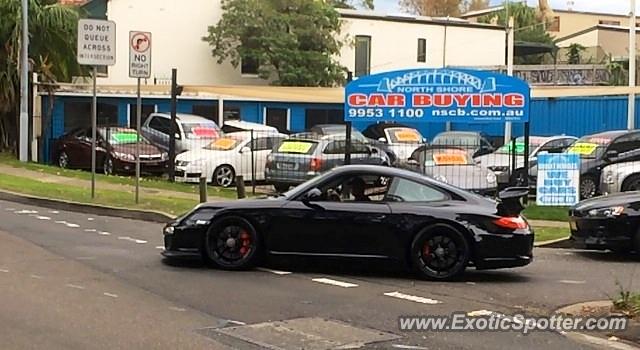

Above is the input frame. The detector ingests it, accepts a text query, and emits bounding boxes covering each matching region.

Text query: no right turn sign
[129,31,152,78]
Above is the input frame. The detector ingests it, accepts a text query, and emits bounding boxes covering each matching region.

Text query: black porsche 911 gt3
[570,191,640,252]
[162,165,534,280]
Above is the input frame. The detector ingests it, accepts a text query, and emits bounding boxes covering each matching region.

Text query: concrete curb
[534,237,572,248]
[0,189,176,223]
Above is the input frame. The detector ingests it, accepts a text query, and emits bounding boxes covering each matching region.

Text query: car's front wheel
[410,223,470,280]
[205,216,260,270]
[213,165,235,187]
[580,175,598,199]
[58,151,69,169]
[103,157,114,176]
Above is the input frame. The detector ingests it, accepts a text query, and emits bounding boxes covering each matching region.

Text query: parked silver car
[264,134,390,192]
[141,113,222,153]
[398,146,497,196]
[600,161,640,194]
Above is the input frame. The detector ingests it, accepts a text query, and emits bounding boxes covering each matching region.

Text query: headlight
[161,152,168,161]
[114,152,135,161]
[486,172,497,184]
[587,206,625,218]
[489,166,509,173]
[434,174,448,183]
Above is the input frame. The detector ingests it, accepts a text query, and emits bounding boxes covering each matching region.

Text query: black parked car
[162,165,533,280]
[567,130,640,199]
[570,192,640,253]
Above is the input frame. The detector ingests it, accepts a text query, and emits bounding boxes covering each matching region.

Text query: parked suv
[568,130,640,199]
[431,131,495,158]
[141,113,222,153]
[600,160,640,195]
[265,134,390,192]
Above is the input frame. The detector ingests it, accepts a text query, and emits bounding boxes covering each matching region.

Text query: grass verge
[534,227,570,243]
[524,204,569,222]
[0,153,242,199]
[0,173,196,216]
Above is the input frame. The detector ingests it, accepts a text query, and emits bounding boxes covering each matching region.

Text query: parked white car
[141,113,222,153]
[600,161,640,194]
[175,131,287,187]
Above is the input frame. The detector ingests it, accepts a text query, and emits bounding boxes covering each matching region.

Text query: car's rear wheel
[410,223,470,280]
[205,216,260,270]
[273,183,290,193]
[622,175,640,192]
[213,165,235,187]
[580,176,598,199]
[103,157,114,176]
[58,152,69,169]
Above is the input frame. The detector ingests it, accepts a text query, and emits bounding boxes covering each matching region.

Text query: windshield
[103,129,150,145]
[204,136,243,151]
[419,149,472,166]
[385,128,423,144]
[495,137,544,156]
[182,122,221,140]
[567,136,612,159]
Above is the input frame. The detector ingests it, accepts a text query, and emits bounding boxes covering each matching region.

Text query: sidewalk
[0,164,213,201]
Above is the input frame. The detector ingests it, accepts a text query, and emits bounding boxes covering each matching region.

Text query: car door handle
[355,214,387,223]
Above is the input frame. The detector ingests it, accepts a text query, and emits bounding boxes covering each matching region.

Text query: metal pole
[135,77,141,203]
[91,66,97,198]
[169,68,177,182]
[629,0,637,130]
[345,71,353,166]
[444,17,451,132]
[19,0,29,162]
[505,16,515,144]
[523,121,530,204]
[251,129,256,195]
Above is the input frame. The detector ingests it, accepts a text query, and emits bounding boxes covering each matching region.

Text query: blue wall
[41,94,640,163]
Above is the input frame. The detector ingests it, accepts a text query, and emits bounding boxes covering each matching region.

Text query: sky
[374,0,640,16]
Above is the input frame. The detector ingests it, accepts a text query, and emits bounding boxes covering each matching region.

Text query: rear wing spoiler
[497,187,529,217]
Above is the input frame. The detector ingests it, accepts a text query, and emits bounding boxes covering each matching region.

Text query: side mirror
[407,159,419,166]
[302,188,322,203]
[606,150,619,159]
[377,137,387,143]
[174,133,182,140]
[240,146,251,154]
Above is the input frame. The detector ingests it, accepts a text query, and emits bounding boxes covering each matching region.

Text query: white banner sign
[129,31,152,78]
[77,19,116,66]
[536,154,580,206]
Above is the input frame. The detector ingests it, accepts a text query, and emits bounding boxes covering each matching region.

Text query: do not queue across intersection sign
[344,68,530,123]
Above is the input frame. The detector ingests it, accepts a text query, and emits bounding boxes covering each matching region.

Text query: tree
[0,0,80,152]
[478,2,555,64]
[463,0,489,12]
[566,43,585,64]
[330,0,374,9]
[399,0,462,17]
[203,0,346,87]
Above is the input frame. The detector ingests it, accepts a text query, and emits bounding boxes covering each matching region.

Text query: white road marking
[392,345,430,350]
[49,210,59,214]
[84,229,97,232]
[169,306,186,312]
[98,231,111,236]
[87,218,94,221]
[155,246,165,250]
[558,280,586,285]
[311,278,358,288]
[35,216,51,220]
[256,267,292,275]
[30,274,43,279]
[66,284,85,290]
[227,320,247,326]
[103,292,118,298]
[65,223,80,228]
[466,282,477,285]
[5,208,15,211]
[134,239,147,244]
[16,210,37,214]
[383,291,441,305]
[0,268,9,273]
[467,310,501,317]
[54,220,67,224]
[118,236,132,241]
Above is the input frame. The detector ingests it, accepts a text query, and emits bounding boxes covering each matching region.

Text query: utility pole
[505,16,515,144]
[19,0,29,162]
[629,0,637,130]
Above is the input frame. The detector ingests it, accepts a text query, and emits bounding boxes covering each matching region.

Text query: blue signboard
[536,154,580,206]
[345,68,530,123]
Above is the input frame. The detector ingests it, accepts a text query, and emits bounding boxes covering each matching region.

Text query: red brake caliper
[239,231,251,256]
[422,243,431,261]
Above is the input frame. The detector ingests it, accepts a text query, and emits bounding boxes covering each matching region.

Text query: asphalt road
[0,199,638,349]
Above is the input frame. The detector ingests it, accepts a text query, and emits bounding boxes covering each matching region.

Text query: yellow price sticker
[278,141,313,154]
[212,138,237,150]
[394,129,421,142]
[568,142,598,155]
[433,153,468,165]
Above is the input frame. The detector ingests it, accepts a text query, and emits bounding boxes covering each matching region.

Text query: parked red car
[54,127,168,175]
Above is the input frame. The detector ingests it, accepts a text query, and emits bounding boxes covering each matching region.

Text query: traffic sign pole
[91,65,97,199]
[135,77,141,204]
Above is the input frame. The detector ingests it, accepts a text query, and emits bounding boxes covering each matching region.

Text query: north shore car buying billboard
[345,69,530,123]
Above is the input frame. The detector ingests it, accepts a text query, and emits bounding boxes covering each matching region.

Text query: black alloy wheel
[410,224,470,280]
[205,216,260,270]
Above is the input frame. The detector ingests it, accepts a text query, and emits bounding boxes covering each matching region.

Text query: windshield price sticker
[278,141,313,154]
[394,130,421,142]
[212,138,236,149]
[112,133,139,144]
[568,142,598,155]
[433,153,467,165]
[345,69,530,123]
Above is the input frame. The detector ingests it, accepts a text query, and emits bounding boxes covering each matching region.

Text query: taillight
[493,216,529,230]
[310,158,322,172]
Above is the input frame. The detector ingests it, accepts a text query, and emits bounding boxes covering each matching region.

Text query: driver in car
[350,177,370,202]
